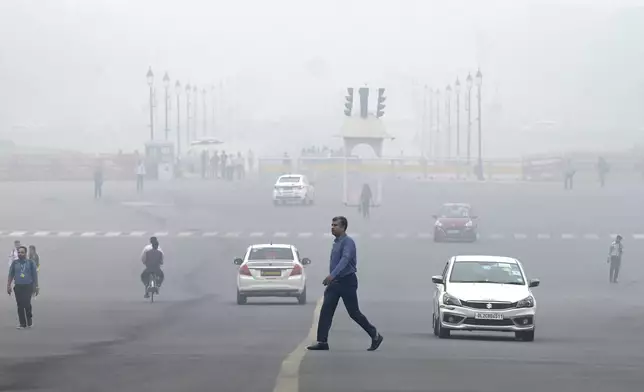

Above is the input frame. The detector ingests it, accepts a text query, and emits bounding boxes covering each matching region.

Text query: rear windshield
[249,248,294,260]
[278,176,301,183]
[438,205,470,218]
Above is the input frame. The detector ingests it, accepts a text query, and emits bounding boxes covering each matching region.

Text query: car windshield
[438,205,470,218]
[278,176,301,184]
[248,248,294,261]
[449,261,525,285]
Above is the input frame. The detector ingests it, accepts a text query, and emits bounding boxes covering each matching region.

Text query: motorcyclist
[141,237,165,298]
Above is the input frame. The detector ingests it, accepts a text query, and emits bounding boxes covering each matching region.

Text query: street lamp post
[446,84,452,159]
[193,86,198,141]
[211,84,216,136]
[202,87,207,137]
[163,72,170,141]
[422,85,429,158]
[435,89,440,158]
[428,86,433,159]
[175,81,181,155]
[475,69,483,180]
[455,78,461,159]
[146,67,154,140]
[466,73,473,165]
[185,84,191,145]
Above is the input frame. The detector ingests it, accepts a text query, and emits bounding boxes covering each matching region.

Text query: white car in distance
[273,174,315,206]
[432,255,540,341]
[234,244,311,305]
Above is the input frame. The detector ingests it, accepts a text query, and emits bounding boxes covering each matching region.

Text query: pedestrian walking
[563,159,576,190]
[7,246,39,329]
[93,163,104,199]
[607,235,624,283]
[7,240,20,266]
[307,216,383,351]
[28,245,40,271]
[136,160,146,192]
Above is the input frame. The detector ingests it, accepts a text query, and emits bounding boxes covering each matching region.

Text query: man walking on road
[608,235,624,283]
[307,216,383,351]
[136,160,146,193]
[7,240,20,266]
[7,246,39,329]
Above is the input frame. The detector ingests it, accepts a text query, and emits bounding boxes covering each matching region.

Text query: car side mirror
[431,275,444,284]
[432,215,438,219]
[529,279,540,288]
[233,258,243,265]
[470,215,478,219]
[301,258,311,265]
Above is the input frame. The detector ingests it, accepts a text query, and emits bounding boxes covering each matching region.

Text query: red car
[433,203,478,242]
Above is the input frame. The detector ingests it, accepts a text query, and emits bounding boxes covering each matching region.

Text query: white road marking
[202,232,219,237]
[57,231,74,237]
[561,234,576,239]
[250,232,265,237]
[105,232,122,237]
[418,232,433,239]
[177,232,194,237]
[583,234,600,240]
[633,234,644,240]
[513,233,527,240]
[80,232,97,237]
[297,232,313,238]
[129,231,146,237]
[322,233,333,238]
[8,231,27,237]
[224,232,241,238]
[33,231,51,237]
[394,233,408,239]
[371,233,384,239]
[537,234,551,240]
[488,234,505,239]
[274,232,289,237]
[152,232,169,237]
[272,297,323,392]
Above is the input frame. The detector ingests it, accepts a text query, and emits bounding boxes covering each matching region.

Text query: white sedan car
[234,243,311,305]
[272,174,315,206]
[432,255,540,341]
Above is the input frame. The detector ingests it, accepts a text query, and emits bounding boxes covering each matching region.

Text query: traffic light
[359,87,369,118]
[376,88,386,118]
[344,88,354,116]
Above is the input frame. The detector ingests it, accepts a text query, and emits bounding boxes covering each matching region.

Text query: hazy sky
[1,0,643,156]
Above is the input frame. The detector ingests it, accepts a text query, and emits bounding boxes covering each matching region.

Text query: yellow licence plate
[261,270,281,277]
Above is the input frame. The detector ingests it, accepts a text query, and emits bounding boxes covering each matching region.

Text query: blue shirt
[8,259,38,286]
[329,234,357,279]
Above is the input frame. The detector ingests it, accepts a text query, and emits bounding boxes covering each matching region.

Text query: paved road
[1,178,643,391]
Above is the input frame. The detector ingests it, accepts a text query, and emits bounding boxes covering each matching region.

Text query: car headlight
[443,293,462,306]
[516,295,535,308]
[465,220,473,227]
[435,221,443,227]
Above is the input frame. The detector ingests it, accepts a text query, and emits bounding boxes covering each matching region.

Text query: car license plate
[475,312,503,320]
[261,270,281,277]
[447,230,460,234]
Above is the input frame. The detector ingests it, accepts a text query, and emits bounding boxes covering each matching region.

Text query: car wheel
[436,314,450,338]
[237,292,247,305]
[516,329,535,342]
[432,314,439,336]
[297,288,307,305]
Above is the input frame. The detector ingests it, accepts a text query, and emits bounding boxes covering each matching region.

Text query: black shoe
[368,334,383,351]
[306,342,329,351]
[27,319,32,328]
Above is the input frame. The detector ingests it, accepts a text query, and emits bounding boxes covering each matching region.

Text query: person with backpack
[6,246,39,329]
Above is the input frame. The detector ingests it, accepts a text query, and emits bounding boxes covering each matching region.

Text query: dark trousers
[13,284,34,327]
[316,273,377,343]
[141,267,164,287]
[609,256,621,282]
[136,175,144,192]
[94,182,102,199]
[360,201,370,218]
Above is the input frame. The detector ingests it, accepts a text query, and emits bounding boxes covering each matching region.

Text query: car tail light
[239,264,252,276]
[290,264,303,276]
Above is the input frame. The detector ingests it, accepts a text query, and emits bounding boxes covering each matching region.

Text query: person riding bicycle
[141,237,165,298]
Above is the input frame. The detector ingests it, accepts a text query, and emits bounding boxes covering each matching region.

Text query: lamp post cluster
[146,66,217,155]
[423,69,483,179]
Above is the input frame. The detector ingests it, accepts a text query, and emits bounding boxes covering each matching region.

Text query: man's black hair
[18,246,27,252]
[332,216,348,230]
